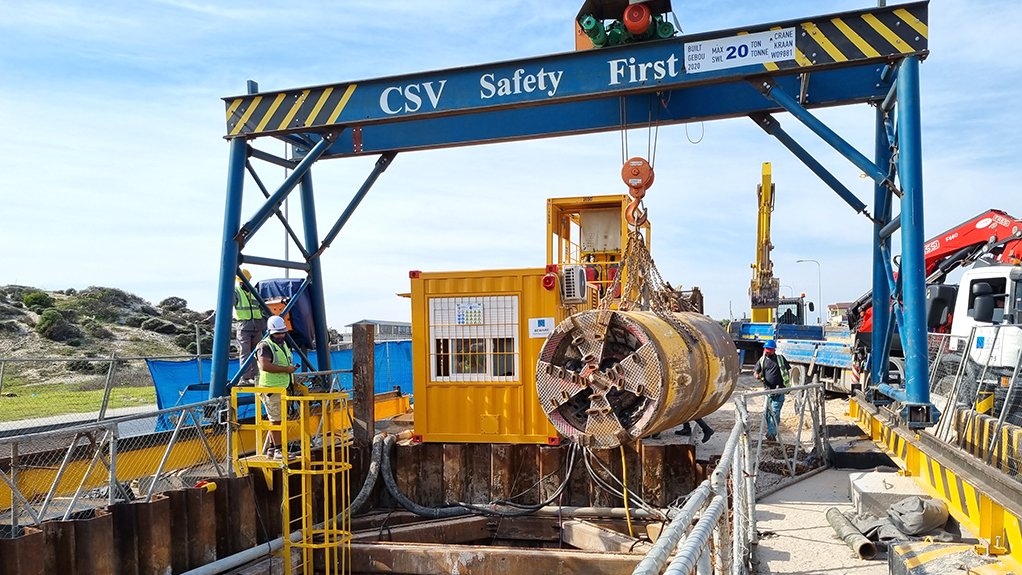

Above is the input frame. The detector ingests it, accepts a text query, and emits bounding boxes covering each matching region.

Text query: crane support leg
[299,172,332,371]
[238,135,335,245]
[211,138,249,398]
[870,105,894,396]
[876,57,938,427]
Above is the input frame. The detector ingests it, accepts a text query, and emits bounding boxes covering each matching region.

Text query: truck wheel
[789,364,806,387]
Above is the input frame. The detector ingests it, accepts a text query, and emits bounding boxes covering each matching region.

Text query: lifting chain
[591,159,700,345]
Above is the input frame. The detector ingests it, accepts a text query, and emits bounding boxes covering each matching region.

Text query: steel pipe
[537,310,739,448]
[825,507,877,559]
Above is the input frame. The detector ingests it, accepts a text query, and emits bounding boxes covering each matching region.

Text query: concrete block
[849,470,927,516]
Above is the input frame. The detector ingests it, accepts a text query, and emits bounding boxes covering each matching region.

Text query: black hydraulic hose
[351,433,385,515]
[380,435,471,519]
[380,436,585,519]
[825,507,877,560]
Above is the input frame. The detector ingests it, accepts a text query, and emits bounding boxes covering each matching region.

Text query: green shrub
[124,314,146,328]
[141,318,178,335]
[67,287,146,322]
[82,319,114,339]
[67,359,99,373]
[159,296,188,311]
[36,309,84,343]
[22,291,54,311]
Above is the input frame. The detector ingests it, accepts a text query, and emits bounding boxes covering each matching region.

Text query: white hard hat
[267,316,288,334]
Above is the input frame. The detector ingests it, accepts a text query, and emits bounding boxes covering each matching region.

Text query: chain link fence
[0,398,230,535]
[930,325,1022,480]
[736,382,830,495]
[631,382,829,575]
[0,354,190,433]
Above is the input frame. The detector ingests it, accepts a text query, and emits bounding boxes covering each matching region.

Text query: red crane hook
[622,157,654,226]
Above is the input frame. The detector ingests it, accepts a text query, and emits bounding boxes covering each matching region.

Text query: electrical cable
[489,445,574,508]
[620,445,635,537]
[582,447,663,518]
[457,443,581,518]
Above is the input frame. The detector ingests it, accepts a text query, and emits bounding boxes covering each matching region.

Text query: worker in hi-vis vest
[234,269,263,383]
[257,315,297,460]
[753,339,790,442]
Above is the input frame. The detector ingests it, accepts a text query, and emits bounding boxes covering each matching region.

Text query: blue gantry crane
[209,2,935,428]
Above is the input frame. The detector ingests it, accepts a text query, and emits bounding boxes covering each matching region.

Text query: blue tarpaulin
[256,278,316,349]
[146,340,414,428]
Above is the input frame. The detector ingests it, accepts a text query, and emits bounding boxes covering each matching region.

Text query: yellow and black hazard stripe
[955,408,1022,477]
[224,84,357,138]
[763,3,927,72]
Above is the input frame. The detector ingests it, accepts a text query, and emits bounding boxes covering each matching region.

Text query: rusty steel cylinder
[536,309,739,448]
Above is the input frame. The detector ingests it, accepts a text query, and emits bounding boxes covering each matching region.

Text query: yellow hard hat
[238,268,252,282]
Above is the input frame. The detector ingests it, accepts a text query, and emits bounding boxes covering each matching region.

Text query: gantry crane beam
[222,2,928,144]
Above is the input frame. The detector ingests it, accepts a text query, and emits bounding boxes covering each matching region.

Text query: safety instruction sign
[456,303,484,325]
[529,317,555,338]
[684,27,796,73]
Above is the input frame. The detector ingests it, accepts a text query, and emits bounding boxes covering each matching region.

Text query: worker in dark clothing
[234,269,263,383]
[753,339,790,441]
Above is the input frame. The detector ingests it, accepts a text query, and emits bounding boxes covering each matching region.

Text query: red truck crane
[849,209,1022,339]
[780,210,1022,394]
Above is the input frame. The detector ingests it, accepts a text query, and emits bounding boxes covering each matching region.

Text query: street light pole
[797,259,822,324]
[780,284,794,297]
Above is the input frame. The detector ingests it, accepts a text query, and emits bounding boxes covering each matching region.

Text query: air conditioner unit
[561,266,587,304]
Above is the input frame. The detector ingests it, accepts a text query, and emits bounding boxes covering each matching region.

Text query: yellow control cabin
[408,195,649,443]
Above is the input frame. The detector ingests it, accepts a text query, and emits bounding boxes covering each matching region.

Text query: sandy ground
[752,468,888,575]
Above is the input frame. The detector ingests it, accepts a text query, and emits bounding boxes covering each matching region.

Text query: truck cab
[940,265,1022,369]
[730,296,820,366]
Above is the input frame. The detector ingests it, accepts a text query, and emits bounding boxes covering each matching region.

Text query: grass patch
[0,383,156,422]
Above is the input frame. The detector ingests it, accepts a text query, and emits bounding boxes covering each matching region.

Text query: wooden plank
[663,444,696,504]
[395,443,420,503]
[492,516,563,542]
[419,443,444,506]
[135,495,172,575]
[352,322,376,449]
[590,448,620,507]
[539,445,566,503]
[350,541,643,574]
[641,442,666,507]
[185,488,217,568]
[443,444,467,504]
[168,489,191,572]
[568,447,591,507]
[351,511,425,532]
[624,445,641,512]
[491,444,513,502]
[510,445,540,504]
[561,520,652,554]
[465,443,492,504]
[353,516,493,543]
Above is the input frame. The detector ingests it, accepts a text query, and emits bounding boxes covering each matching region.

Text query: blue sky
[1,1,1019,328]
